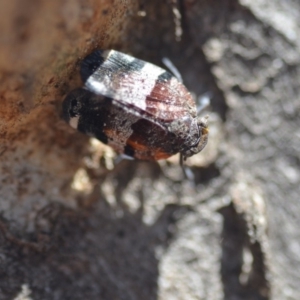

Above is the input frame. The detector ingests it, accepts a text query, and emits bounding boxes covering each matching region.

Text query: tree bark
[0,0,299,299]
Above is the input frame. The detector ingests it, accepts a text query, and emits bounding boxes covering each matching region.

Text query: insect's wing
[82,50,197,122]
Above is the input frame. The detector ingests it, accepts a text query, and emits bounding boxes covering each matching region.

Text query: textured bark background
[0,0,299,299]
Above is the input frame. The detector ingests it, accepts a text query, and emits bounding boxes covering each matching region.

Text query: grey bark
[0,0,299,299]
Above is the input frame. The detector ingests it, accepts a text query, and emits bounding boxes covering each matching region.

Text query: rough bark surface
[0,0,299,299]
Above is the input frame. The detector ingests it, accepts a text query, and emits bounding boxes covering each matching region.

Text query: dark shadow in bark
[219,204,269,300]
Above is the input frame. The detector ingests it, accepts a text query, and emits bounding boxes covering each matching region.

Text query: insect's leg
[196,92,211,113]
[114,154,134,165]
[179,154,195,181]
[162,57,183,82]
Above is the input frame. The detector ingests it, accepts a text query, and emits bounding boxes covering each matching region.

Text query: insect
[62,50,208,161]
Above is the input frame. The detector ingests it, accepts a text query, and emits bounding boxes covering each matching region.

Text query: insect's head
[181,115,209,159]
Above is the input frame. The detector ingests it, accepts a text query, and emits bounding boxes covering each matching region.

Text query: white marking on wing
[86,61,165,111]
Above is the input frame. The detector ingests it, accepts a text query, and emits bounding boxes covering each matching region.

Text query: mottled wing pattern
[63,88,181,160]
[145,74,197,121]
[83,50,197,122]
